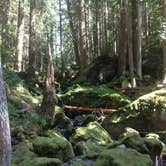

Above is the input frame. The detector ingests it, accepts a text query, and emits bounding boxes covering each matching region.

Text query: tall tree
[41,42,55,117]
[15,0,24,72]
[59,0,64,77]
[131,0,142,80]
[77,0,88,72]
[162,0,166,83]
[28,0,36,79]
[66,0,80,66]
[118,0,128,75]
[0,59,12,166]
[1,0,10,64]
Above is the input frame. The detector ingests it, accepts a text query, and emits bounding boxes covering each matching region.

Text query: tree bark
[1,0,10,65]
[162,0,166,83]
[66,0,80,67]
[131,0,142,80]
[15,0,24,72]
[41,43,55,117]
[77,0,88,72]
[28,0,36,79]
[118,0,128,75]
[0,59,12,166]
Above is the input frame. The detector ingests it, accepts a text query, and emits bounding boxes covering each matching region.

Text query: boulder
[33,131,75,162]
[12,142,37,165]
[74,141,106,158]
[70,121,113,145]
[53,106,74,138]
[144,133,163,161]
[21,157,62,166]
[119,128,149,154]
[94,148,153,166]
[61,85,131,109]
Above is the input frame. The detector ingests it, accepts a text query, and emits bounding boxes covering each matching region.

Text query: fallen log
[64,105,117,113]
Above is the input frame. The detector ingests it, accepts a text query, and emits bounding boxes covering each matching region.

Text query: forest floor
[5,69,166,166]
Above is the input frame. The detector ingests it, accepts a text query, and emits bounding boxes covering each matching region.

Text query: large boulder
[75,55,118,84]
[33,131,75,162]
[70,121,113,145]
[21,157,62,166]
[94,148,153,166]
[61,85,131,109]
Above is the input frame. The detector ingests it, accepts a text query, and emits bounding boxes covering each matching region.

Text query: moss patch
[60,85,131,109]
[70,121,113,145]
[94,148,153,166]
[33,134,75,161]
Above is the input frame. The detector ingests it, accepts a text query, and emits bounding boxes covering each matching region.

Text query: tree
[77,0,88,72]
[28,0,36,79]
[118,0,127,75]
[66,0,80,66]
[1,0,10,64]
[15,0,24,72]
[131,0,142,80]
[161,0,166,83]
[41,42,55,117]
[0,59,12,165]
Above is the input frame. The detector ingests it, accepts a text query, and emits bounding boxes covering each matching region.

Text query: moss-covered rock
[70,160,84,166]
[70,121,113,145]
[12,142,37,165]
[74,141,107,158]
[53,106,74,137]
[119,128,149,154]
[74,55,118,84]
[144,133,163,161]
[94,148,153,166]
[60,85,131,109]
[33,133,75,161]
[21,157,62,166]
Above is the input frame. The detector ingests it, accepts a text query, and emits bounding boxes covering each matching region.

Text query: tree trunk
[118,0,127,75]
[162,0,166,83]
[59,0,64,77]
[77,0,88,72]
[1,0,10,65]
[28,0,36,79]
[127,0,136,87]
[15,0,24,72]
[0,59,12,166]
[131,0,142,80]
[66,0,80,66]
[41,43,55,117]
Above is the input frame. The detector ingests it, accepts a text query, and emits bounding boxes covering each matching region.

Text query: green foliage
[37,115,48,128]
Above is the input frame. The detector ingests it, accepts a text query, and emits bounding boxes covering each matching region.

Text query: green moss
[70,121,113,145]
[119,129,149,154]
[70,160,84,166]
[12,142,37,165]
[94,148,153,166]
[21,157,62,166]
[144,134,163,159]
[33,135,75,161]
[60,85,131,108]
[74,141,107,158]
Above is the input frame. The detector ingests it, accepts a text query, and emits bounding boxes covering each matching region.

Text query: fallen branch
[64,105,117,113]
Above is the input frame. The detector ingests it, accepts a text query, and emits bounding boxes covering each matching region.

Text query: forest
[0,0,166,166]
